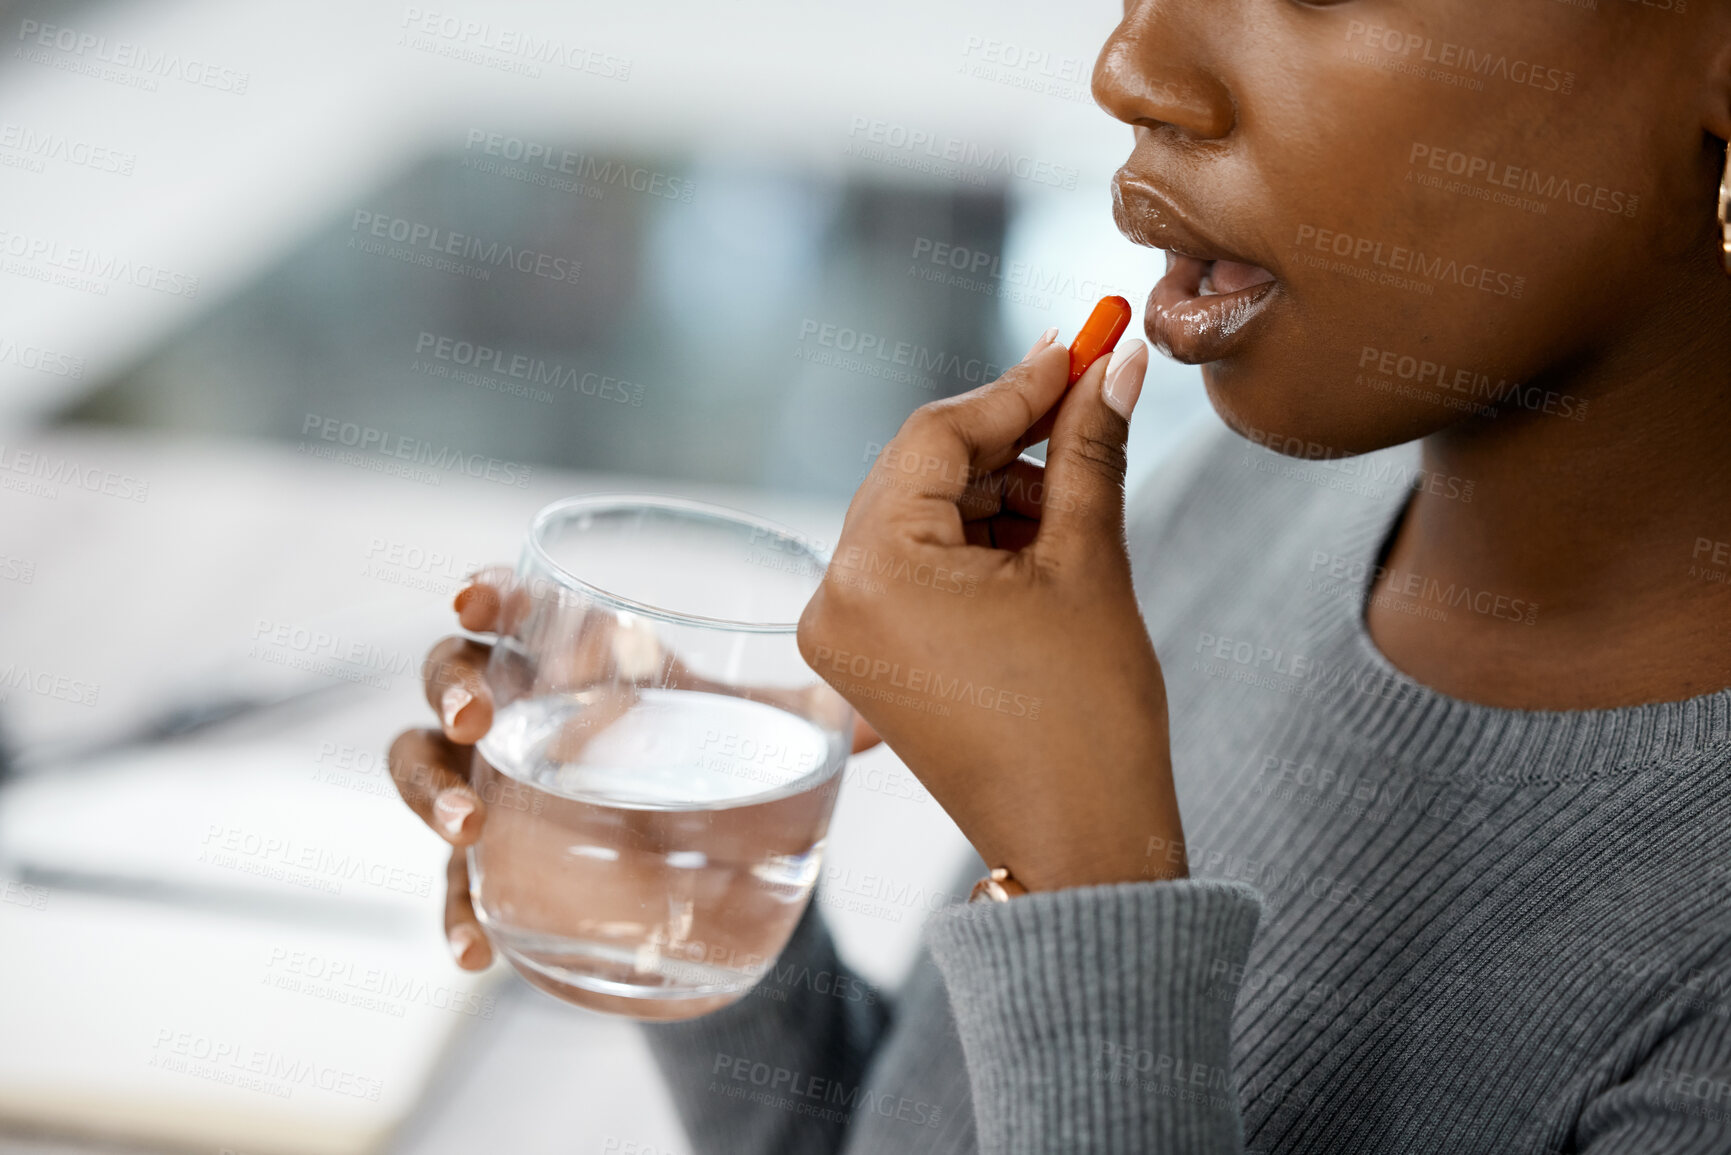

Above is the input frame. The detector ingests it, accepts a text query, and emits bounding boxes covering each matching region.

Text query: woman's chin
[1200,364,1447,460]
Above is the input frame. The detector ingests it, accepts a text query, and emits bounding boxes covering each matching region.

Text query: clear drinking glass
[468,495,853,1020]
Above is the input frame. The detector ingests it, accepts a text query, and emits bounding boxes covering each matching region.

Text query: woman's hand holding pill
[798,319,1187,893]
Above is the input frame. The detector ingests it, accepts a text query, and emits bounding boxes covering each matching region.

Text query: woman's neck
[1366,282,1731,710]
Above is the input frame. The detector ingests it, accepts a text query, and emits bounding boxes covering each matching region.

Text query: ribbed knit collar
[1296,456,1731,784]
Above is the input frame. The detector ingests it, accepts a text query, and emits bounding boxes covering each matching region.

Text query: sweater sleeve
[639,895,892,1155]
[922,878,1264,1155]
[1575,990,1731,1154]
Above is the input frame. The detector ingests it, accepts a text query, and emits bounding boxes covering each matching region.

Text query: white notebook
[0,731,496,1155]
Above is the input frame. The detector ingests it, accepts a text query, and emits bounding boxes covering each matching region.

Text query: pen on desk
[4,678,357,777]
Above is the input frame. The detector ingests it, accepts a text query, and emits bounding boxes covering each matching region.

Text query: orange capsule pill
[1067,295,1134,386]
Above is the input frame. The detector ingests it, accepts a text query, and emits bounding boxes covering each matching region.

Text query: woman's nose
[1091,1,1235,141]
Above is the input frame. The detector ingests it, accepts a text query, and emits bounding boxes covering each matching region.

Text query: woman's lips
[1147,252,1278,365]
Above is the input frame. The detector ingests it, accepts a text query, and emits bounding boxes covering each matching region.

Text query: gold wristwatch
[969,866,1028,903]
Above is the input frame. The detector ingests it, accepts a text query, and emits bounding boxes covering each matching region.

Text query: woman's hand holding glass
[387,566,880,981]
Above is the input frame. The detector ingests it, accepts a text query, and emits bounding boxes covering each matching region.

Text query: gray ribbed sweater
[644,424,1731,1153]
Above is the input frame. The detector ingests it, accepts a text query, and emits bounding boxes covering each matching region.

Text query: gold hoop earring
[1720,144,1731,276]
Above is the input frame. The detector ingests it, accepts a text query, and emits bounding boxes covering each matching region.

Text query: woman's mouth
[1148,252,1278,365]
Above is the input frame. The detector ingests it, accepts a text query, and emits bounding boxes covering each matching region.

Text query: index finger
[453,565,525,633]
[854,342,1070,544]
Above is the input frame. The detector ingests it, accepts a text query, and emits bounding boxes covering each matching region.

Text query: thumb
[1036,337,1147,557]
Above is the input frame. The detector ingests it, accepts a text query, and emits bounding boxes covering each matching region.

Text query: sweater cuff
[639,893,890,1155]
[924,879,1263,1155]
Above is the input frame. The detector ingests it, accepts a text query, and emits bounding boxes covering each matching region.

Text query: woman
[389,2,1731,1151]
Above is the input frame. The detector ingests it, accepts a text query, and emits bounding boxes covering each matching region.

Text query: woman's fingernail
[434,791,475,839]
[1022,326,1059,363]
[453,585,475,617]
[449,923,486,968]
[441,683,475,733]
[1103,339,1149,421]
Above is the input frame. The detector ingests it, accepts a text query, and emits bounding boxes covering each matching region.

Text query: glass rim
[525,493,830,633]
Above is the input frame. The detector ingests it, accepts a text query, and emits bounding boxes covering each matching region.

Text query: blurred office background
[0,0,1209,1152]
